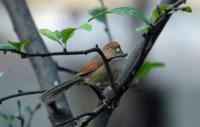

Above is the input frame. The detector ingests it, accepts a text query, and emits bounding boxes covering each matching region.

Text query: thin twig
[17,101,24,127]
[55,0,186,126]
[107,53,128,62]
[0,44,125,85]
[1,1,186,127]
[0,45,127,107]
[0,90,45,104]
[2,0,75,126]
[95,45,114,83]
[55,112,95,127]
[26,103,41,127]
[98,0,113,41]
[116,0,187,97]
[0,47,98,58]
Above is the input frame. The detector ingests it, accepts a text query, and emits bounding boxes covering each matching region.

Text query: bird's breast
[83,61,120,89]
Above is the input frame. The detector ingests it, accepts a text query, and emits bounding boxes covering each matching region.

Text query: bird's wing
[75,60,102,77]
[39,76,83,101]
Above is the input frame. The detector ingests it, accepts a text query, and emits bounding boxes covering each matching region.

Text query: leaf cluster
[39,23,92,49]
[0,105,32,126]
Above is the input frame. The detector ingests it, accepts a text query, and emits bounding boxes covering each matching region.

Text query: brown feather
[102,41,120,50]
[76,61,102,76]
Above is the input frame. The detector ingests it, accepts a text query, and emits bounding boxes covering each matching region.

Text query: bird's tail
[39,77,83,101]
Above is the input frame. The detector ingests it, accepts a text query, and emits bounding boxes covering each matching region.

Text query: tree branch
[98,0,113,41]
[26,103,41,127]
[1,0,186,127]
[53,0,186,126]
[2,0,75,126]
[0,45,127,89]
[0,90,45,104]
[55,112,95,127]
[17,100,24,127]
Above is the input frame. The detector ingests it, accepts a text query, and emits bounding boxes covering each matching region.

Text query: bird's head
[102,41,124,58]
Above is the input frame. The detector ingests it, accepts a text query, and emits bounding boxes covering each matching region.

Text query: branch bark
[2,0,75,126]
[91,0,179,127]
[1,0,183,127]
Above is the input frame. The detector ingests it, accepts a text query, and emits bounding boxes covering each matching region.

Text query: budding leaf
[21,106,31,115]
[61,28,76,46]
[9,115,16,121]
[184,6,192,13]
[152,5,171,22]
[53,30,62,39]
[89,7,148,24]
[0,112,8,120]
[0,44,16,50]
[134,61,165,83]
[79,23,92,31]
[89,8,106,23]
[168,10,176,15]
[39,29,62,46]
[136,25,151,32]
[8,39,30,51]
[0,71,3,78]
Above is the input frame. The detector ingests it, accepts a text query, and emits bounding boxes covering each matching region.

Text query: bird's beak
[116,47,124,54]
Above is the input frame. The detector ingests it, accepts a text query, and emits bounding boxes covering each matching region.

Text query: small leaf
[54,30,62,39]
[21,106,31,115]
[24,106,31,112]
[168,10,176,15]
[183,6,192,13]
[134,61,165,83]
[0,71,3,78]
[9,115,16,121]
[0,112,8,120]
[89,8,106,23]
[39,29,62,46]
[109,7,148,24]
[0,44,16,50]
[61,28,76,45]
[152,5,171,22]
[136,25,151,32]
[8,39,30,51]
[89,7,148,24]
[79,23,92,31]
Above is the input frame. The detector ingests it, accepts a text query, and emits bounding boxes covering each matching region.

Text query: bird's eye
[115,47,121,53]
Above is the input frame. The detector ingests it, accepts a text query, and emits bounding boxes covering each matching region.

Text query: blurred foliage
[134,61,165,83]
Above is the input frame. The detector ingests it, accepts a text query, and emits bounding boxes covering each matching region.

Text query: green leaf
[134,61,165,83]
[0,71,3,78]
[24,106,31,112]
[0,44,17,50]
[136,25,151,32]
[53,30,62,39]
[61,28,76,46]
[21,106,31,115]
[152,5,171,22]
[78,23,92,31]
[168,10,176,15]
[58,23,92,48]
[39,29,62,46]
[89,7,148,24]
[184,6,192,13]
[89,8,106,23]
[0,112,8,120]
[9,115,16,121]
[8,39,30,51]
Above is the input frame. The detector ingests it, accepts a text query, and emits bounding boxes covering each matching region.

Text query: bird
[39,41,125,101]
